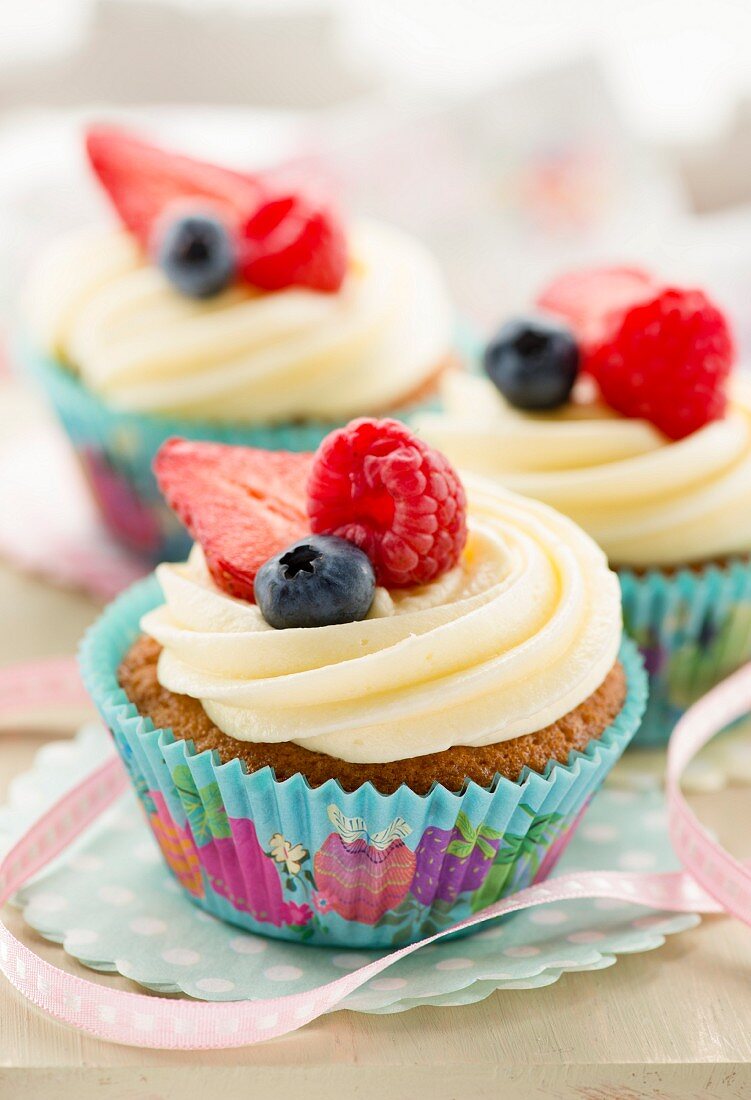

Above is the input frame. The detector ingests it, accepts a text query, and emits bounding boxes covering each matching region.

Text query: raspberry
[586,288,733,440]
[307,418,467,588]
[538,267,734,440]
[238,194,348,294]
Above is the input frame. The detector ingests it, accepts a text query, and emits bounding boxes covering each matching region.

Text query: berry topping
[155,212,236,299]
[254,535,376,629]
[86,126,348,294]
[584,287,734,440]
[483,316,579,411]
[238,194,347,294]
[537,266,658,345]
[536,266,738,437]
[307,418,467,588]
[539,266,734,439]
[86,126,261,247]
[154,439,312,601]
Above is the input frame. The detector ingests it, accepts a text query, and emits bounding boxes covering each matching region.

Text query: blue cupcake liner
[21,347,443,565]
[619,558,751,748]
[79,574,647,949]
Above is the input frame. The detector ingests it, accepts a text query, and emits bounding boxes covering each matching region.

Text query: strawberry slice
[154,439,313,602]
[86,126,262,247]
[86,126,348,293]
[537,266,660,347]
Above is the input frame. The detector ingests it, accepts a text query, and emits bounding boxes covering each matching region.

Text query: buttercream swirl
[417,371,751,568]
[25,219,452,422]
[140,477,622,764]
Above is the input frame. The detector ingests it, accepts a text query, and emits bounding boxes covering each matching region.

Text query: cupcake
[22,127,454,562]
[418,266,751,746]
[80,418,645,948]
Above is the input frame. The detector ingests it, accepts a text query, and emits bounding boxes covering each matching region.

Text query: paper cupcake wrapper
[619,558,751,748]
[21,347,442,566]
[79,575,647,949]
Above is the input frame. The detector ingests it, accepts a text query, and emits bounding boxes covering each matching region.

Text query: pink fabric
[0,656,747,1049]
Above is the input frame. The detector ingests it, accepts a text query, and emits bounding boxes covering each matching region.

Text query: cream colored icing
[140,477,622,764]
[416,371,751,568]
[25,220,452,422]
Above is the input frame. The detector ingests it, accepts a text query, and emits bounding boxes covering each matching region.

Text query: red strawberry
[537,266,659,348]
[85,126,348,293]
[86,126,261,247]
[307,418,468,588]
[154,438,312,601]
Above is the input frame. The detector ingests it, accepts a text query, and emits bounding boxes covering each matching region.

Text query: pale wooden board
[2,385,751,1097]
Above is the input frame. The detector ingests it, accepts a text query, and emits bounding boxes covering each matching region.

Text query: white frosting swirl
[25,220,452,422]
[417,371,751,568]
[140,477,622,764]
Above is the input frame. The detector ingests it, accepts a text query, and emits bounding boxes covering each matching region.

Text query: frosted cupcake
[22,128,453,562]
[418,266,750,746]
[80,418,645,947]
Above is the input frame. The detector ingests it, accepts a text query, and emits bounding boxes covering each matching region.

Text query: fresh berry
[154,438,312,601]
[155,212,236,298]
[238,194,348,294]
[254,535,375,630]
[313,807,416,925]
[86,126,261,247]
[86,126,347,294]
[537,266,658,346]
[538,267,734,439]
[307,418,467,589]
[483,316,579,410]
[411,813,503,908]
[584,287,733,440]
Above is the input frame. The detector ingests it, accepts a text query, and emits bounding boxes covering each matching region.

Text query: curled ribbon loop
[667,663,751,925]
[0,657,748,1049]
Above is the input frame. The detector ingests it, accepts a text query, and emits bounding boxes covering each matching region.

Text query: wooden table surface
[2,384,751,1099]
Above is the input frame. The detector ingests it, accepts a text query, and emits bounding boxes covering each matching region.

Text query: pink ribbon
[0,656,748,1049]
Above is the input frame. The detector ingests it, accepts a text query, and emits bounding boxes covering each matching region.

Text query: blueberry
[156,212,235,299]
[483,316,579,411]
[254,535,376,630]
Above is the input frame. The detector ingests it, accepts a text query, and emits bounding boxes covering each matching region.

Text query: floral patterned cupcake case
[79,574,646,950]
[3,722,698,1010]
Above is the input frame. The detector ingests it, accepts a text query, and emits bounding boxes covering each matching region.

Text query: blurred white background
[5,0,751,139]
[3,0,751,344]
